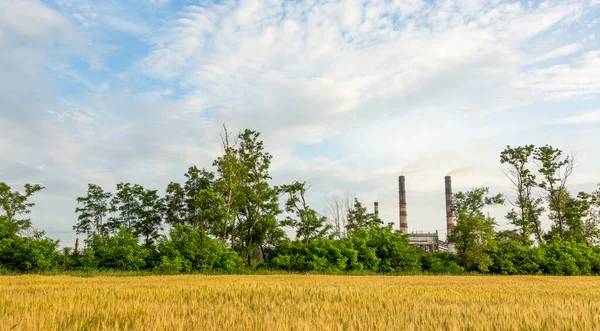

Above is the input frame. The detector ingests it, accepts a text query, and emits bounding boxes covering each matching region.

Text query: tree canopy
[2,128,600,275]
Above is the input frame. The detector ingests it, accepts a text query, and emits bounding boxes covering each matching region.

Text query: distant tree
[233,129,282,265]
[279,181,332,246]
[74,184,112,238]
[136,188,165,247]
[533,145,574,240]
[0,182,58,272]
[324,191,355,239]
[583,185,600,246]
[164,167,225,236]
[346,198,382,236]
[108,183,142,232]
[500,145,544,244]
[164,182,186,226]
[0,182,44,234]
[213,124,241,244]
[192,188,227,238]
[548,190,598,245]
[183,166,217,228]
[447,187,504,272]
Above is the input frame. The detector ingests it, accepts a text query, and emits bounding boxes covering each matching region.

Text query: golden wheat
[1,275,599,330]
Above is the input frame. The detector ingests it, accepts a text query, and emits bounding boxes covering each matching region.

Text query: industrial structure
[444,176,455,253]
[373,175,456,253]
[398,176,408,234]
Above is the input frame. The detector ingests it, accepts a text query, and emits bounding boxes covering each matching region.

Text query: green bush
[87,227,150,271]
[270,239,360,272]
[157,224,245,273]
[360,226,422,273]
[1,212,60,273]
[0,231,59,272]
[420,251,464,274]
[271,226,422,273]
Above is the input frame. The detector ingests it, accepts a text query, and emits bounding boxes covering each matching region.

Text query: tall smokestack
[445,176,455,253]
[75,238,79,254]
[374,202,379,217]
[399,176,408,234]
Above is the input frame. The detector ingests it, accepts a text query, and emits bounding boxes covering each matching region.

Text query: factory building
[373,175,456,253]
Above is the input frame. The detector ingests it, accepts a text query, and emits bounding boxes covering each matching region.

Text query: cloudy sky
[1,0,599,246]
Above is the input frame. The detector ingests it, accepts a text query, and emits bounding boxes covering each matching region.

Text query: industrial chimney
[399,176,408,234]
[374,202,379,217]
[444,176,455,253]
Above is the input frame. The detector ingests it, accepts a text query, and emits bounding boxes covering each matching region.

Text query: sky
[1,0,599,247]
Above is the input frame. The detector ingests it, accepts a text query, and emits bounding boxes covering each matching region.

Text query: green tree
[550,190,600,245]
[0,182,44,232]
[108,183,165,246]
[74,184,112,238]
[192,188,227,238]
[183,166,215,227]
[213,124,241,244]
[165,167,223,234]
[583,185,600,246]
[533,145,574,240]
[500,145,544,244]
[345,198,382,236]
[233,129,282,265]
[279,181,332,246]
[136,188,165,246]
[108,183,141,232]
[0,182,58,272]
[447,187,504,272]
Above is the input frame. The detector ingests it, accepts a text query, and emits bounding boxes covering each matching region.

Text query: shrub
[158,224,245,273]
[87,227,150,271]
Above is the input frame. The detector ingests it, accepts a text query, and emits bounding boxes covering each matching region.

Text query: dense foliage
[1,128,600,275]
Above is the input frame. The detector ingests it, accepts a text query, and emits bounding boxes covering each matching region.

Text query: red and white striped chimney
[399,176,408,234]
[445,176,455,253]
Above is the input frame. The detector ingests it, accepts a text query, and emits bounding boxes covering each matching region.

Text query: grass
[1,275,600,330]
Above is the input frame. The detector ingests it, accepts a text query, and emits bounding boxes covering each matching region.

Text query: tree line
[1,126,599,275]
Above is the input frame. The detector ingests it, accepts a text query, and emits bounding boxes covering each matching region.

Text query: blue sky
[1,0,599,245]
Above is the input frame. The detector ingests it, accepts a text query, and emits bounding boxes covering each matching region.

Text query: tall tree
[183,166,215,226]
[74,184,112,238]
[500,145,544,244]
[213,124,241,244]
[164,167,222,233]
[279,181,332,246]
[192,188,227,238]
[447,187,504,272]
[136,188,165,246]
[108,183,142,233]
[533,145,574,240]
[233,129,282,265]
[164,182,186,226]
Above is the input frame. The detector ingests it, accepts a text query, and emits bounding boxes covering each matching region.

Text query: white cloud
[520,51,600,101]
[0,0,74,41]
[558,110,600,123]
[536,43,581,62]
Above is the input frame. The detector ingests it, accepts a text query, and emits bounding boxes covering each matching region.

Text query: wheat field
[1,275,599,330]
